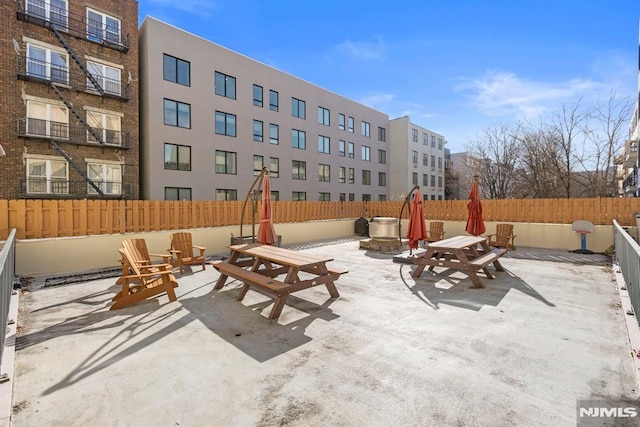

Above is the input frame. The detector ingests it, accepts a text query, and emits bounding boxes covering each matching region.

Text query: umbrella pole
[399,185,420,255]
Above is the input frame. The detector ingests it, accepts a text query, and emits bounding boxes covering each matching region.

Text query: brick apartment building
[0,0,139,200]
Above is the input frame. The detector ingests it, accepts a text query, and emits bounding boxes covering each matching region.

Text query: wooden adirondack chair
[486,223,517,250]
[111,246,178,310]
[425,221,445,243]
[169,232,206,274]
[122,238,173,269]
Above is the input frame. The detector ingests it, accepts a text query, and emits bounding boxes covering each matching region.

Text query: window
[431,155,436,167]
[319,164,330,182]
[165,187,191,200]
[269,90,278,111]
[438,157,443,169]
[339,166,346,183]
[26,44,68,84]
[378,195,386,201]
[215,111,236,137]
[431,135,436,148]
[362,170,371,185]
[348,116,354,132]
[378,149,387,164]
[26,158,68,194]
[270,158,279,178]
[339,140,346,157]
[164,143,191,171]
[339,114,345,130]
[164,99,190,128]
[214,71,236,99]
[378,127,386,142]
[292,191,306,201]
[269,124,279,144]
[411,151,418,164]
[163,54,190,86]
[378,172,386,186]
[292,97,306,118]
[412,129,418,142]
[87,61,121,95]
[253,120,263,142]
[348,142,354,158]
[253,155,264,176]
[271,191,279,201]
[216,189,237,201]
[361,121,370,137]
[292,160,306,180]
[423,133,428,145]
[318,135,330,154]
[87,162,122,195]
[423,154,429,166]
[431,175,436,186]
[339,193,346,202]
[438,138,443,150]
[362,146,371,161]
[348,168,355,184]
[86,110,121,145]
[253,85,263,107]
[412,173,418,185]
[319,193,331,201]
[215,150,236,174]
[27,0,67,29]
[318,106,330,126]
[438,176,443,188]
[292,129,306,149]
[362,194,371,202]
[87,8,120,44]
[26,100,68,139]
[422,174,429,186]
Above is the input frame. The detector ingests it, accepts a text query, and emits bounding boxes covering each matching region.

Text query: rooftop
[6,239,638,426]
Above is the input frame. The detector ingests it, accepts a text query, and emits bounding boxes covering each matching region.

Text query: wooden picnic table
[211,243,347,320]
[411,235,506,288]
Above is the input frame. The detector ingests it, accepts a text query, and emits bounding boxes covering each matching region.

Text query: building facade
[139,17,390,202]
[388,116,446,200]
[0,0,139,200]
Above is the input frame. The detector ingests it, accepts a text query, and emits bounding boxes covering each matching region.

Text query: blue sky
[138,1,639,153]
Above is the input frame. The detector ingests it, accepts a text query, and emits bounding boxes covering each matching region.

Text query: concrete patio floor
[8,238,639,426]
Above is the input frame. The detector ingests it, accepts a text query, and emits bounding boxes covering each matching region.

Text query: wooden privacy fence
[1,198,639,240]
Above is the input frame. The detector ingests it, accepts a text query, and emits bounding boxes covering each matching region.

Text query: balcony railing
[17,0,130,53]
[19,179,132,199]
[17,118,131,148]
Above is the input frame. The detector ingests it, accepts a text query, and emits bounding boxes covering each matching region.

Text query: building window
[412,128,418,142]
[339,140,346,157]
[164,99,190,128]
[362,146,371,161]
[431,155,436,167]
[438,176,443,187]
[26,44,68,84]
[362,194,371,202]
[318,106,330,126]
[319,192,331,201]
[362,170,371,185]
[269,124,279,144]
[269,90,279,111]
[253,84,263,107]
[348,116,354,132]
[361,121,370,137]
[411,151,418,164]
[348,142,354,158]
[164,143,191,171]
[319,164,330,182]
[165,187,192,200]
[438,138,443,150]
[87,61,121,95]
[339,166,346,183]
[348,193,355,201]
[348,168,355,184]
[87,8,120,44]
[423,174,429,186]
[270,158,279,178]
[378,195,386,201]
[431,135,436,148]
[87,162,122,195]
[26,100,68,139]
[163,54,190,86]
[423,133,428,145]
[253,120,263,142]
[215,111,236,137]
[86,110,121,145]
[378,149,387,164]
[253,155,264,176]
[431,175,436,186]
[339,193,346,202]
[438,157,443,169]
[378,127,386,142]
[216,189,237,201]
[292,160,306,180]
[215,150,236,174]
[378,172,386,186]
[292,97,306,119]
[423,153,429,166]
[214,71,236,99]
[412,172,418,185]
[26,158,68,194]
[292,129,306,149]
[338,113,346,131]
[292,191,306,201]
[27,0,68,29]
[318,135,330,154]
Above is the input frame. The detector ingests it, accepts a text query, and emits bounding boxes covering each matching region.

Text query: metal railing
[19,179,132,199]
[0,229,17,371]
[17,118,130,148]
[614,219,640,328]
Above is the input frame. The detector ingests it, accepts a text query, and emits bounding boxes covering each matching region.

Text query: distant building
[448,152,475,200]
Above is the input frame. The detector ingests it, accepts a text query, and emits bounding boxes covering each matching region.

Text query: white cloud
[335,38,387,60]
[357,92,396,109]
[146,0,218,17]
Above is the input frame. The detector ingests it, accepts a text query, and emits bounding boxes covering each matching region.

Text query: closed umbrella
[406,188,427,251]
[465,177,486,236]
[257,173,277,245]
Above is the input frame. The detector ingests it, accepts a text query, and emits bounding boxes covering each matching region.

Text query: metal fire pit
[368,217,399,240]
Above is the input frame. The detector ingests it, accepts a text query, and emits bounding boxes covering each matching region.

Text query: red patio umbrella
[257,173,277,245]
[465,177,486,236]
[406,188,427,250]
